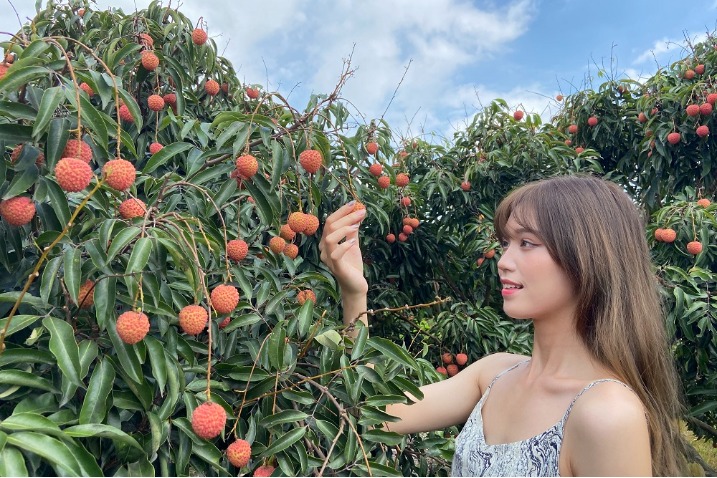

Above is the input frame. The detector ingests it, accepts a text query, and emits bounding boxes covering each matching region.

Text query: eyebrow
[502,226,541,239]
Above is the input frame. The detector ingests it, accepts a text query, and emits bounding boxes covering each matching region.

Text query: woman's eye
[521,240,535,247]
[499,240,509,248]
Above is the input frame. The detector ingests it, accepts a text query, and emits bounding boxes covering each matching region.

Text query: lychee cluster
[61,139,93,163]
[436,352,469,377]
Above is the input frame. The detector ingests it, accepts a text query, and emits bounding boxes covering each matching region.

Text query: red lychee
[147,94,165,111]
[253,465,275,477]
[205,79,220,96]
[178,304,208,335]
[279,224,296,241]
[303,214,320,235]
[684,69,696,80]
[211,284,239,314]
[269,236,287,254]
[118,198,146,219]
[103,159,136,191]
[695,64,706,75]
[447,364,459,376]
[402,224,413,235]
[77,280,95,309]
[116,311,150,344]
[638,112,647,123]
[436,366,447,376]
[226,439,251,468]
[283,243,299,259]
[667,132,681,145]
[700,103,713,116]
[299,149,323,174]
[455,353,468,366]
[163,93,177,105]
[386,233,396,243]
[587,116,598,126]
[10,144,44,165]
[568,124,578,134]
[398,232,408,242]
[227,239,249,261]
[513,110,524,121]
[79,82,94,96]
[138,33,154,48]
[654,228,665,242]
[661,228,677,243]
[55,157,94,192]
[62,139,93,163]
[246,87,260,99]
[191,402,227,439]
[368,163,382,177]
[140,51,159,71]
[460,181,470,191]
[297,289,316,305]
[235,154,259,178]
[192,28,208,46]
[119,104,134,123]
[288,212,308,233]
[687,241,703,255]
[555,94,563,102]
[395,173,409,187]
[0,196,35,226]
[442,352,453,364]
[575,147,584,154]
[697,198,711,208]
[697,125,710,138]
[149,142,164,154]
[377,175,390,189]
[686,104,700,117]
[707,93,717,105]
[366,141,379,155]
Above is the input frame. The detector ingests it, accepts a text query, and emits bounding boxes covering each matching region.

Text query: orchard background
[0,0,715,476]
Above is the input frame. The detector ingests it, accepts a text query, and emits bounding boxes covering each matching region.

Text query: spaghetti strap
[484,358,530,394]
[561,378,633,423]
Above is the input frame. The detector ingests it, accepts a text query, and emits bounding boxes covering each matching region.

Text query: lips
[500,279,523,289]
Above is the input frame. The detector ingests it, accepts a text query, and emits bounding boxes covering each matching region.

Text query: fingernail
[348,238,356,244]
[355,208,366,217]
[346,200,355,206]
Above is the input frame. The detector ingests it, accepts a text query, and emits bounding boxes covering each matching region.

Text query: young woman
[319,175,685,476]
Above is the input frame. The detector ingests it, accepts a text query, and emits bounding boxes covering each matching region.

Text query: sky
[2,0,717,143]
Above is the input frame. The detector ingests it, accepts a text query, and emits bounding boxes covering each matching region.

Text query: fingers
[323,202,366,237]
[329,237,357,264]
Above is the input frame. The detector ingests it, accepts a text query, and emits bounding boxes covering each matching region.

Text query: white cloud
[633,33,708,65]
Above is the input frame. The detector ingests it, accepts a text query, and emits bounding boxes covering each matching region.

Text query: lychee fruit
[386,233,396,243]
[575,147,584,154]
[0,196,36,226]
[402,225,413,235]
[211,284,239,315]
[288,212,308,233]
[513,110,524,121]
[205,79,220,96]
[568,124,578,134]
[686,241,702,255]
[192,28,208,46]
[297,289,316,305]
[441,352,453,364]
[667,132,681,145]
[654,228,665,242]
[707,93,717,105]
[436,366,447,376]
[178,304,209,335]
[398,232,408,242]
[140,51,159,71]
[476,257,484,266]
[661,228,677,243]
[299,149,322,174]
[119,104,134,123]
[116,311,150,344]
[76,280,95,309]
[697,125,710,138]
[700,103,713,116]
[456,353,468,366]
[366,142,379,155]
[191,401,226,439]
[460,181,470,191]
[564,139,572,146]
[55,157,94,192]
[235,154,259,178]
[684,69,696,80]
[62,139,93,164]
[447,364,459,377]
[695,64,706,75]
[163,93,177,106]
[409,217,419,228]
[219,316,231,329]
[279,224,296,241]
[79,82,94,97]
[697,198,711,208]
[352,202,366,213]
[138,33,154,48]
[303,214,320,235]
[118,198,146,219]
[227,239,249,261]
[253,465,275,477]
[226,439,251,468]
[368,163,382,177]
[246,87,260,99]
[555,94,563,102]
[484,249,496,259]
[686,104,700,117]
[10,144,44,165]
[638,112,647,123]
[395,173,409,187]
[283,243,299,259]
[147,94,165,111]
[269,236,286,254]
[401,196,411,207]
[103,159,136,191]
[587,116,598,126]
[377,175,390,189]
[149,142,164,154]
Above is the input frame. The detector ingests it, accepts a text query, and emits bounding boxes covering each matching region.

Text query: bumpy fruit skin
[116,311,150,344]
[366,142,379,155]
[575,147,584,154]
[219,316,231,329]
[352,202,366,213]
[0,63,9,80]
[119,198,146,219]
[442,352,453,364]
[227,239,249,261]
[205,79,220,96]
[399,231,409,241]
[269,236,286,254]
[707,93,717,105]
[299,149,322,174]
[587,116,598,126]
[402,225,413,235]
[79,82,94,96]
[62,139,93,163]
[684,69,696,80]
[147,94,165,111]
[368,162,382,176]
[288,212,308,233]
[697,198,711,207]
[695,64,706,75]
[460,181,470,191]
[697,125,710,138]
[283,243,299,259]
[178,305,209,335]
[386,233,396,243]
[377,175,390,189]
[103,159,136,191]
[476,257,485,267]
[141,51,159,71]
[638,112,647,123]
[191,402,226,439]
[236,154,259,178]
[401,196,411,207]
[700,103,713,116]
[149,142,164,154]
[513,110,524,121]
[246,87,260,99]
[77,280,95,309]
[226,439,251,468]
[303,214,320,235]
[0,196,36,226]
[456,353,468,366]
[667,132,681,145]
[211,284,239,314]
[119,104,134,123]
[654,228,665,241]
[55,157,94,192]
[138,33,154,47]
[253,465,275,477]
[447,364,459,376]
[484,249,496,259]
[409,217,419,228]
[297,289,316,305]
[436,366,447,376]
[661,228,677,243]
[395,173,409,187]
[279,224,296,241]
[568,124,578,134]
[163,93,177,105]
[686,104,700,117]
[192,28,208,45]
[687,241,703,255]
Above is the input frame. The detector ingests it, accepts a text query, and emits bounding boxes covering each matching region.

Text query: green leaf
[106,320,144,383]
[64,424,143,450]
[0,370,56,393]
[117,88,143,131]
[145,336,167,395]
[360,429,404,446]
[0,66,48,93]
[258,427,307,458]
[32,86,64,138]
[125,236,153,276]
[350,323,369,361]
[0,99,37,120]
[315,330,343,350]
[62,248,82,306]
[106,226,141,262]
[0,445,28,476]
[258,410,310,429]
[42,317,84,388]
[79,358,115,424]
[297,299,314,338]
[143,142,194,174]
[94,276,116,331]
[40,176,71,226]
[0,291,47,310]
[2,163,38,200]
[368,337,418,369]
[268,325,286,371]
[0,124,32,143]
[0,315,42,338]
[45,118,69,169]
[6,432,82,476]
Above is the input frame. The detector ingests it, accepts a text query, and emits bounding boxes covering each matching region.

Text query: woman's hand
[319,201,368,297]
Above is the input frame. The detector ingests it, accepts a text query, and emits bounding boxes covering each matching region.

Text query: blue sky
[2,0,716,142]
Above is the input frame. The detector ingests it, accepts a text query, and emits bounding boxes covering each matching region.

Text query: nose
[497,245,514,273]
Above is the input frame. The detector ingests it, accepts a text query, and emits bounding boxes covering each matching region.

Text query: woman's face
[497,215,578,323]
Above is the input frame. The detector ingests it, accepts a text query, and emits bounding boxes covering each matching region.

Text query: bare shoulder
[468,352,531,391]
[565,381,651,476]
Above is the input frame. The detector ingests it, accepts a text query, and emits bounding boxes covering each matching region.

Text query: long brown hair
[494,174,685,476]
